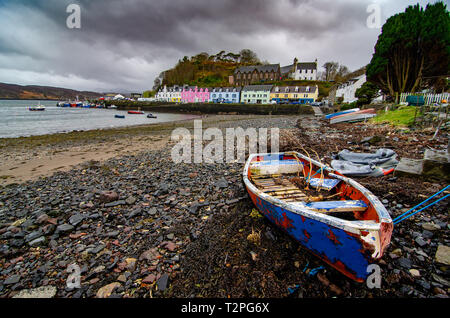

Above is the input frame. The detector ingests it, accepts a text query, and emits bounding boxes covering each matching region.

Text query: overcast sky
[0,0,439,93]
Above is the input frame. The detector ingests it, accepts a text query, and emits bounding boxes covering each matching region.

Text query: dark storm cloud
[0,0,435,91]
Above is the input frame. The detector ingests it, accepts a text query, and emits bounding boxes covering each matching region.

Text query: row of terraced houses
[155,57,319,105]
[156,84,319,105]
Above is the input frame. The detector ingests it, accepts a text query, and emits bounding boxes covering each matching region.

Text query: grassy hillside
[0,82,102,100]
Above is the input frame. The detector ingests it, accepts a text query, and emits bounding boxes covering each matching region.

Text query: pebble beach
[0,114,449,298]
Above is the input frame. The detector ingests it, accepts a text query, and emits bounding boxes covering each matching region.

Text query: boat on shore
[325,108,360,119]
[128,110,144,114]
[330,109,376,124]
[243,151,393,282]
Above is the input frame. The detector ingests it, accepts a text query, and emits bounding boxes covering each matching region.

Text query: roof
[296,62,317,70]
[210,87,242,93]
[242,85,274,92]
[281,62,317,74]
[234,64,280,74]
[271,85,318,93]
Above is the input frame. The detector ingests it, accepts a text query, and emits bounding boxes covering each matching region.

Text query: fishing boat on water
[29,103,46,111]
[128,110,144,114]
[147,114,157,118]
[115,114,125,119]
[243,151,393,282]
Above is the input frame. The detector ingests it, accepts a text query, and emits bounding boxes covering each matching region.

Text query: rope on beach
[393,185,450,225]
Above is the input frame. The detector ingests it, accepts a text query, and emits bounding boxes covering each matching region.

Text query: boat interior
[248,154,380,222]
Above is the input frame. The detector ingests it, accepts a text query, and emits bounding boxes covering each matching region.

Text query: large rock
[12,286,57,298]
[99,191,119,203]
[96,282,121,298]
[422,149,450,181]
[435,245,450,265]
[395,158,423,178]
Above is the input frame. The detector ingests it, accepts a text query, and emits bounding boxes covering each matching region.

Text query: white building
[281,58,318,81]
[156,85,170,102]
[156,85,183,102]
[335,74,366,103]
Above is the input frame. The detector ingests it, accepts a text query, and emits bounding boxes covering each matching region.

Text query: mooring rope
[393,185,450,225]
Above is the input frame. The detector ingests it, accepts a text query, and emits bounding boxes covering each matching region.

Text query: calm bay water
[0,100,198,138]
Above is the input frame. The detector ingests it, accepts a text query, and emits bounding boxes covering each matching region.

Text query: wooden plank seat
[252,177,307,201]
[305,200,368,213]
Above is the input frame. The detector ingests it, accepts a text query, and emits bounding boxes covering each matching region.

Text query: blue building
[209,87,241,103]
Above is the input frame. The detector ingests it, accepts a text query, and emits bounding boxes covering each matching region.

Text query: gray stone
[435,245,450,265]
[25,231,42,242]
[105,200,126,208]
[157,273,169,291]
[4,274,20,285]
[29,236,46,247]
[422,149,450,181]
[69,214,84,226]
[415,237,428,247]
[394,158,423,177]
[125,197,136,205]
[397,257,412,269]
[12,286,57,298]
[215,178,228,188]
[422,222,441,231]
[57,224,74,233]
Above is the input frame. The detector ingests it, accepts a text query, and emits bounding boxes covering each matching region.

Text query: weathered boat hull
[330,110,376,124]
[243,152,393,282]
[325,108,360,119]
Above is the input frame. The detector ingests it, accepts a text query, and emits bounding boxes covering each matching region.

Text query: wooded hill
[0,82,102,100]
[155,49,265,89]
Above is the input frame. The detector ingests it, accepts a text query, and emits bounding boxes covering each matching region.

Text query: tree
[367,2,450,100]
[322,62,339,81]
[239,49,260,65]
[355,82,378,106]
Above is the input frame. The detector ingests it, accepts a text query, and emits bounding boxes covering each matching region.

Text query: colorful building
[168,85,182,103]
[241,85,273,104]
[270,85,319,104]
[209,87,241,103]
[181,86,210,103]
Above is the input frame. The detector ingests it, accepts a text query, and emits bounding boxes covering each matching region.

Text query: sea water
[0,100,198,138]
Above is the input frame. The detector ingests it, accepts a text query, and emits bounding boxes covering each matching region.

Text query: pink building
[181,86,210,103]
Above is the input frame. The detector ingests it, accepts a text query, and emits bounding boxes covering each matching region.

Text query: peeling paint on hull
[243,152,393,282]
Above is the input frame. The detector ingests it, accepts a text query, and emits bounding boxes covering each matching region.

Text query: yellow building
[270,85,318,104]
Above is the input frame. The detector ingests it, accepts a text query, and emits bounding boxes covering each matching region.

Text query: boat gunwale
[243,152,392,234]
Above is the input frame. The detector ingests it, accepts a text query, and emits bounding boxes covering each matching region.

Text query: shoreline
[0,114,290,186]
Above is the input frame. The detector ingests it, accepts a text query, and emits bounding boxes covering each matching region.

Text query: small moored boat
[243,151,393,282]
[29,103,46,111]
[115,114,125,119]
[128,110,144,114]
[147,114,157,118]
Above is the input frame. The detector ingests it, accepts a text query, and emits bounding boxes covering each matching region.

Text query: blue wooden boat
[325,108,360,119]
[243,152,393,282]
[115,114,125,119]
